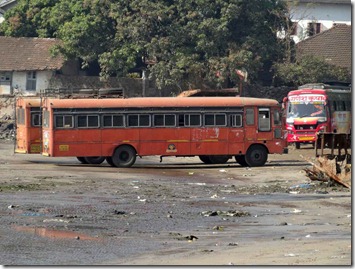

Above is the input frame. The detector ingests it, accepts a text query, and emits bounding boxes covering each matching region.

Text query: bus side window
[246,108,254,125]
[231,114,242,127]
[273,110,281,125]
[31,113,42,127]
[258,108,270,131]
[55,115,73,128]
[178,114,184,126]
[185,114,201,127]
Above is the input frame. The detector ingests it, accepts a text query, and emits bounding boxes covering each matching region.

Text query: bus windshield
[288,102,326,118]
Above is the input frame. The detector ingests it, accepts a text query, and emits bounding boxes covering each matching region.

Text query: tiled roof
[296,24,351,69]
[0,36,64,71]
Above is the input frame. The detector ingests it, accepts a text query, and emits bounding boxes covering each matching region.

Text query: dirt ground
[0,140,351,265]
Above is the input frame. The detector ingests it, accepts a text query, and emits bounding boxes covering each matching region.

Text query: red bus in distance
[41,96,288,167]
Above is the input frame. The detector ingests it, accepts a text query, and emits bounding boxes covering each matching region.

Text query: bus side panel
[15,124,28,153]
[190,128,229,155]
[28,127,41,153]
[228,129,246,155]
[101,129,140,156]
[52,129,102,157]
[137,128,191,156]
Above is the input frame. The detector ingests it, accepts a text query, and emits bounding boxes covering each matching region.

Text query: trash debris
[228,242,238,246]
[201,210,250,217]
[188,172,194,175]
[291,209,302,213]
[210,194,218,199]
[284,253,299,257]
[212,226,224,231]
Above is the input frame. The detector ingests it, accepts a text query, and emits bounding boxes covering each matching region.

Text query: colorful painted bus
[283,83,351,149]
[15,97,42,154]
[41,96,287,167]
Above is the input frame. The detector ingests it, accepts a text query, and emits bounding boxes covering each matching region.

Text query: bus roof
[16,97,41,107]
[44,97,279,109]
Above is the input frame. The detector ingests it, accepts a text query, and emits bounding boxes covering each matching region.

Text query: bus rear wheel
[199,155,212,164]
[295,142,301,149]
[77,157,88,164]
[235,155,248,167]
[245,145,268,167]
[106,157,115,167]
[112,145,137,167]
[84,156,105,164]
[208,155,230,164]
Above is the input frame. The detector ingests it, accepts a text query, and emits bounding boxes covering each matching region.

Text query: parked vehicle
[41,96,288,167]
[283,83,351,149]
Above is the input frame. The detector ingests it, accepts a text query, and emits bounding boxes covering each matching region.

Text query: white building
[287,0,351,43]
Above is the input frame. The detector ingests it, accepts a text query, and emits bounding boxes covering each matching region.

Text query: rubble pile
[0,97,15,141]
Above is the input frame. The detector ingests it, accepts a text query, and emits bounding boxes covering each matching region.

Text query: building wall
[12,70,54,95]
[290,2,351,43]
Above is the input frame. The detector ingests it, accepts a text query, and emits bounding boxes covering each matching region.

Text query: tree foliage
[0,0,289,89]
[272,55,351,87]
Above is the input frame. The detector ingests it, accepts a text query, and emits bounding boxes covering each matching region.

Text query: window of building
[290,21,298,35]
[307,22,321,36]
[0,72,11,82]
[26,71,37,91]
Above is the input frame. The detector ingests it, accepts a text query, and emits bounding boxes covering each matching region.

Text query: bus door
[228,112,245,154]
[244,107,257,142]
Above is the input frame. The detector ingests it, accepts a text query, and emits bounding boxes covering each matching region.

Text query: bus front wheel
[112,146,137,167]
[245,145,268,167]
[235,155,248,167]
[84,156,105,164]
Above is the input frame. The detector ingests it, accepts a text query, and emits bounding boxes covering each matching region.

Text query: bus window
[103,115,124,127]
[77,115,99,128]
[336,101,345,111]
[184,114,201,127]
[55,115,73,128]
[153,114,176,127]
[128,114,150,127]
[231,114,242,127]
[31,113,42,127]
[258,108,270,131]
[204,113,226,127]
[246,108,254,125]
[273,110,281,125]
[345,101,351,111]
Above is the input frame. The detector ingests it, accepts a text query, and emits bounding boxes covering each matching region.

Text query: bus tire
[235,155,248,167]
[199,155,212,164]
[84,156,105,164]
[106,157,115,167]
[295,142,301,149]
[77,157,88,164]
[209,155,230,164]
[245,145,268,167]
[112,145,137,167]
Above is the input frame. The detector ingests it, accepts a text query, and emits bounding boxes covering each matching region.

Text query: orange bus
[41,97,288,167]
[15,97,42,154]
[15,97,105,164]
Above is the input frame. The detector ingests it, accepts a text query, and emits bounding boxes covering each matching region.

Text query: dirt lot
[0,140,351,265]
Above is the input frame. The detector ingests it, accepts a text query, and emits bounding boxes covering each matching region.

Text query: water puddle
[13,225,99,240]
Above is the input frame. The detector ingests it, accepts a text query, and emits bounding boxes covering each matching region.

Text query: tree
[272,55,351,87]
[0,0,290,89]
